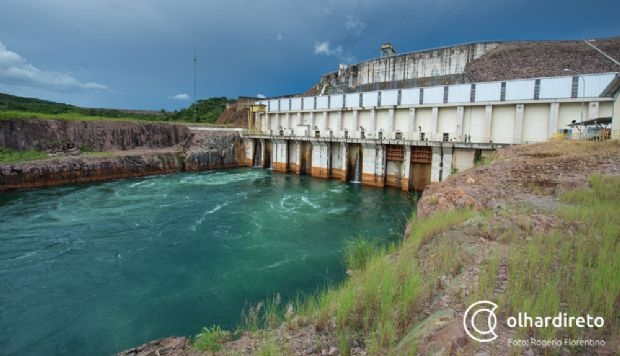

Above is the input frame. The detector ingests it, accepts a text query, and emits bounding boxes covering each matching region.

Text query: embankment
[0,119,245,191]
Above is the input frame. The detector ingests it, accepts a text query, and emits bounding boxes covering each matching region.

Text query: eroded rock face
[183,131,246,171]
[0,119,191,152]
[0,119,247,191]
[0,151,184,191]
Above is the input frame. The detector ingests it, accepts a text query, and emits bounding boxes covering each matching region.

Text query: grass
[0,110,151,122]
[344,236,379,271]
[301,209,476,353]
[479,175,620,343]
[193,325,231,352]
[0,148,48,163]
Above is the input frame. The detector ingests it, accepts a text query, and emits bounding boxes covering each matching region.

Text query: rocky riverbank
[0,119,245,191]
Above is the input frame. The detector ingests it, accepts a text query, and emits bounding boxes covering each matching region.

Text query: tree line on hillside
[0,92,233,124]
[160,97,234,123]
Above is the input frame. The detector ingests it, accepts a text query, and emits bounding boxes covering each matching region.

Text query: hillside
[466,38,620,82]
[0,92,238,125]
[0,92,162,120]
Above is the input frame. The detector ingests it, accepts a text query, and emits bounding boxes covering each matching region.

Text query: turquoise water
[0,169,413,355]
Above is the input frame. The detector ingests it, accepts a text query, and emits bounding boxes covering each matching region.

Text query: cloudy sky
[1,0,619,110]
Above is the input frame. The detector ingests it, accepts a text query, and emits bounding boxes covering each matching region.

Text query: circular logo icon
[463,300,498,343]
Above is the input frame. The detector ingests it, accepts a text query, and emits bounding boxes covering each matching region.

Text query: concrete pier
[244,135,489,190]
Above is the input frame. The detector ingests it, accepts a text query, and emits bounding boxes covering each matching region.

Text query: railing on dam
[259,73,618,113]
[243,131,507,150]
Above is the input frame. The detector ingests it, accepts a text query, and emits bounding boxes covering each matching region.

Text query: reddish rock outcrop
[0,150,183,191]
[0,119,246,191]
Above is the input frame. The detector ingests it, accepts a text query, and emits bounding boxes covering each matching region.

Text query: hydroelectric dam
[240,39,620,190]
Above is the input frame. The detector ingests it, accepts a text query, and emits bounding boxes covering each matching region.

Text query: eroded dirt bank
[0,119,245,191]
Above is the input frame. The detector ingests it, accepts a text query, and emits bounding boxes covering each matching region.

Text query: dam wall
[245,72,620,190]
[317,42,499,94]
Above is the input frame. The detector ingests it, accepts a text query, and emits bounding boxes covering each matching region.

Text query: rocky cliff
[1,118,191,152]
[1,150,183,190]
[0,119,245,191]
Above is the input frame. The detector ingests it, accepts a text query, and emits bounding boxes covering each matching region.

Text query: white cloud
[345,16,366,36]
[169,93,190,101]
[0,41,107,92]
[313,41,356,64]
[256,93,266,99]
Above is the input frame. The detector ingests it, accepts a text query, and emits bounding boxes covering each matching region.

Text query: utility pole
[193,49,197,122]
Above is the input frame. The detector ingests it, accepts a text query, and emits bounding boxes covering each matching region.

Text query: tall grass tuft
[344,236,379,271]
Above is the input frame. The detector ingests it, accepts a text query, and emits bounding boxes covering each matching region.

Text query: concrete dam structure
[243,39,620,191]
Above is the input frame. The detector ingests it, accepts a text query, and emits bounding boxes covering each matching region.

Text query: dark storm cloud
[0,0,618,109]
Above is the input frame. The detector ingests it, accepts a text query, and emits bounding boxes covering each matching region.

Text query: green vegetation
[343,236,378,271]
[162,97,232,123]
[0,92,233,124]
[295,210,475,353]
[483,175,620,342]
[0,148,47,163]
[193,325,231,352]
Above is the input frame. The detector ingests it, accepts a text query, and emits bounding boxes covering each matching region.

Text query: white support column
[361,143,385,187]
[336,111,343,131]
[311,142,330,179]
[402,145,412,191]
[548,102,560,138]
[243,138,254,166]
[431,146,442,182]
[284,113,290,130]
[456,106,464,141]
[387,108,395,134]
[514,104,524,144]
[588,101,599,122]
[296,112,302,126]
[408,108,417,140]
[272,139,289,172]
[442,146,453,181]
[322,111,328,131]
[289,141,301,174]
[274,113,280,131]
[353,110,360,135]
[431,107,439,140]
[370,109,377,133]
[613,98,620,140]
[337,142,348,181]
[484,105,493,142]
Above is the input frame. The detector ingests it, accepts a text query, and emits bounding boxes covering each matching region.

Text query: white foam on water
[189,202,228,231]
[301,196,319,209]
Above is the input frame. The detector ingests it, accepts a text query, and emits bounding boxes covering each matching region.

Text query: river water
[0,169,413,355]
